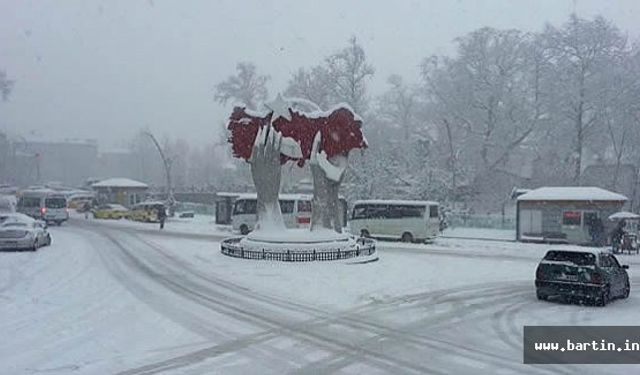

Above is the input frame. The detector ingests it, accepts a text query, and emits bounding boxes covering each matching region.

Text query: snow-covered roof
[19,188,64,197]
[517,187,627,202]
[92,178,148,189]
[0,212,36,224]
[354,199,439,206]
[608,211,640,220]
[134,200,166,206]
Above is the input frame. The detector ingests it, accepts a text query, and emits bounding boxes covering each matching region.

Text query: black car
[535,249,630,306]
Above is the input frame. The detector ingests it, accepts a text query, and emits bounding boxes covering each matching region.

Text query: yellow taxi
[129,201,166,223]
[92,204,129,220]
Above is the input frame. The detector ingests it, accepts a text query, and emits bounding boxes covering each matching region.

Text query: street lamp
[143,131,175,213]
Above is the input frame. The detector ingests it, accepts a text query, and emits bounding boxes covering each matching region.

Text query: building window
[562,211,581,226]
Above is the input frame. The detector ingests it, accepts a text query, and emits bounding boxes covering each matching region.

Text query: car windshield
[543,251,596,266]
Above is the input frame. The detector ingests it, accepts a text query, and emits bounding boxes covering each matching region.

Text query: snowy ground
[1,217,639,374]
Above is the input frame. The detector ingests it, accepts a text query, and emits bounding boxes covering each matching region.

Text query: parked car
[0,195,16,213]
[178,211,195,218]
[535,248,630,306]
[92,204,130,220]
[68,193,95,210]
[0,213,51,251]
[16,189,69,225]
[129,201,166,223]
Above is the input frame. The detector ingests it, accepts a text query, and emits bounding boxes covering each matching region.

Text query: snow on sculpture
[227,94,367,234]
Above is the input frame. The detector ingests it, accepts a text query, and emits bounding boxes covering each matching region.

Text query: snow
[608,211,640,220]
[517,186,628,202]
[4,219,640,374]
[305,102,364,123]
[246,227,349,242]
[0,228,204,374]
[68,211,233,237]
[310,132,347,182]
[264,94,293,121]
[91,177,148,189]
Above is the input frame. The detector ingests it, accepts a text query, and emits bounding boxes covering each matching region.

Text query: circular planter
[220,234,377,262]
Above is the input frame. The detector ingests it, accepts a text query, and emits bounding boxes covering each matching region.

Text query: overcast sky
[1,0,639,150]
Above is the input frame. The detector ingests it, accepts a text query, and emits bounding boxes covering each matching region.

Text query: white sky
[0,0,639,149]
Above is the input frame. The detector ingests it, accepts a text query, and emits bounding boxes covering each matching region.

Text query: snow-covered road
[1,219,638,374]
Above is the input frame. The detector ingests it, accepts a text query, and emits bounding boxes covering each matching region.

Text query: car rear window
[543,251,596,266]
[45,198,66,209]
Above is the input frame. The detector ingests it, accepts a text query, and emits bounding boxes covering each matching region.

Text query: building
[91,178,149,207]
[11,138,98,187]
[516,187,627,244]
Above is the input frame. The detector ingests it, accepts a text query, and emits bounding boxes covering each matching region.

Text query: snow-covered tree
[214,62,270,110]
[284,66,332,110]
[421,28,546,196]
[287,38,374,115]
[324,37,375,114]
[0,69,13,102]
[376,74,422,142]
[540,15,629,184]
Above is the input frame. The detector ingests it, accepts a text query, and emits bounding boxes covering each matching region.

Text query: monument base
[220,228,377,262]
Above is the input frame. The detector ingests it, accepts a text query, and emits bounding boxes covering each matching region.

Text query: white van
[231,193,347,234]
[348,200,440,243]
[17,189,69,225]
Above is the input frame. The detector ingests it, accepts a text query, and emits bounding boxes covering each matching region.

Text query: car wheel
[56,221,62,226]
[240,225,249,235]
[622,280,630,299]
[536,290,547,301]
[360,229,370,238]
[401,232,414,243]
[595,286,610,307]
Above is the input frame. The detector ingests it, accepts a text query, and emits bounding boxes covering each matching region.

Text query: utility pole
[143,131,175,212]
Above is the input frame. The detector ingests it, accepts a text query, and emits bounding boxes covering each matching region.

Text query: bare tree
[214,62,269,109]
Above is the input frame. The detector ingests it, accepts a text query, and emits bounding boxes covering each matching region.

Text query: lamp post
[143,131,175,212]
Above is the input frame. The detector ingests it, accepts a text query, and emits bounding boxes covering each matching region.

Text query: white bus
[348,200,440,243]
[231,193,347,235]
[16,189,69,225]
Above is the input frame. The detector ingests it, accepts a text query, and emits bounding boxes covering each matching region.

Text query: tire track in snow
[99,230,442,375]
[79,223,570,375]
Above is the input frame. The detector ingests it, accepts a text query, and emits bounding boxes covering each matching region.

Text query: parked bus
[231,193,347,235]
[349,199,440,243]
[16,189,69,225]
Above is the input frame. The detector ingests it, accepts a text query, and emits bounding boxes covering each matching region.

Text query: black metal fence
[220,236,376,262]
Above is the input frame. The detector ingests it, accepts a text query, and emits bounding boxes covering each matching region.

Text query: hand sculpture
[309,132,348,233]
[249,123,285,232]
